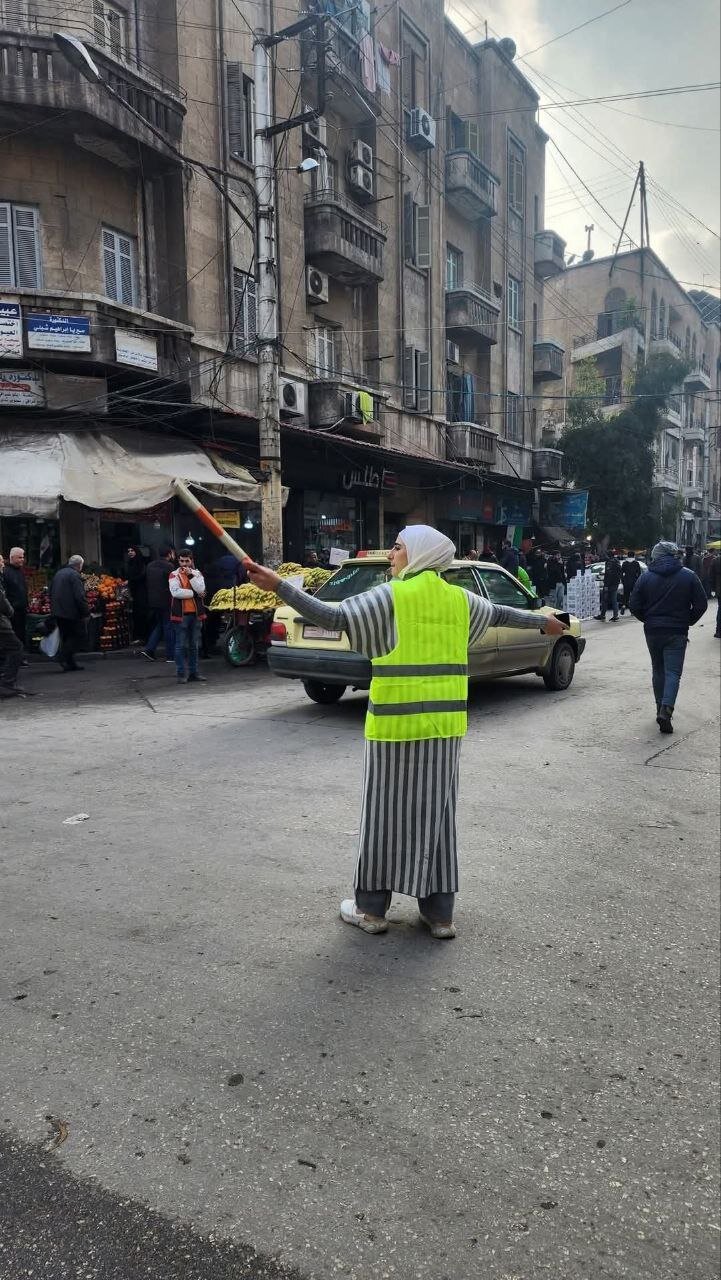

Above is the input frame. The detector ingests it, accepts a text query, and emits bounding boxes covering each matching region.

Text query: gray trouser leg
[418,892,455,923]
[355,889,392,917]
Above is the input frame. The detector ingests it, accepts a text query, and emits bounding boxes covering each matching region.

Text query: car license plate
[303,626,341,641]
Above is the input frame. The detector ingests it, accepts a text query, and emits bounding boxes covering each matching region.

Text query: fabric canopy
[0,429,263,518]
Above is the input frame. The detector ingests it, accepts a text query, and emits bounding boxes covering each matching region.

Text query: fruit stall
[27,573,131,653]
[208,562,332,666]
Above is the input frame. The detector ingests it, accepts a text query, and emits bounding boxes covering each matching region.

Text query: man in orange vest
[169,552,207,684]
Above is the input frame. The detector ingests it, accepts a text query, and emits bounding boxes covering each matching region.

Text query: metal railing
[445,150,499,214]
[603,376,622,406]
[574,309,645,349]
[650,325,682,352]
[533,342,564,378]
[304,188,387,234]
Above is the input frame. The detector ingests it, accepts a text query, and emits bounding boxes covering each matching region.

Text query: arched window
[650,290,658,338]
[685,327,691,356]
[659,298,666,335]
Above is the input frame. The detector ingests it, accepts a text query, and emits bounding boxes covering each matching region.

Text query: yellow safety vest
[365,571,470,743]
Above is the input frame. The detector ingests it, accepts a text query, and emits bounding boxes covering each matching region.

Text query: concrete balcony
[0,32,185,168]
[301,23,379,122]
[649,326,683,358]
[532,448,563,481]
[0,288,192,386]
[445,284,500,347]
[308,379,383,441]
[663,393,683,427]
[685,360,711,392]
[445,151,499,221]
[534,231,566,280]
[304,191,386,284]
[445,421,498,467]
[533,340,564,382]
[683,482,704,506]
[572,311,645,363]
[684,417,706,444]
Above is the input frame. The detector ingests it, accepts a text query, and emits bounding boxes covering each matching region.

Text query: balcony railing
[650,325,682,353]
[0,32,185,151]
[685,359,712,390]
[445,421,498,467]
[445,283,500,346]
[445,151,499,220]
[603,375,622,406]
[304,190,386,283]
[573,310,645,350]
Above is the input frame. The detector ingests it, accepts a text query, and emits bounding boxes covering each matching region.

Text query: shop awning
[0,428,262,518]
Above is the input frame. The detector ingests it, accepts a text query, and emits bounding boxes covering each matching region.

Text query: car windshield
[477,567,535,609]
[313,561,389,601]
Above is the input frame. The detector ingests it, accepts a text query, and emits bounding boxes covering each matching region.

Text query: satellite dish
[498,37,517,60]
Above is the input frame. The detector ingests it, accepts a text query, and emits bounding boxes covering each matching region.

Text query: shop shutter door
[226,62,245,158]
[0,204,14,287]
[12,206,41,288]
[403,343,416,408]
[415,205,430,269]
[416,350,430,412]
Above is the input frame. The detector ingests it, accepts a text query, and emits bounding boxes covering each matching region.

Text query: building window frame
[505,391,522,442]
[446,243,463,291]
[314,322,342,379]
[507,274,522,331]
[92,0,130,61]
[226,63,255,163]
[101,225,137,306]
[0,201,42,289]
[231,266,257,355]
[507,136,525,219]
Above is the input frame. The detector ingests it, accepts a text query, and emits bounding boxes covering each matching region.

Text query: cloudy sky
[446,0,720,297]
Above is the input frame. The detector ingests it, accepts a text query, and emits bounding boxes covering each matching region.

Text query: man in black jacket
[141,546,176,662]
[546,551,567,609]
[0,555,27,697]
[3,546,28,649]
[629,540,707,733]
[620,552,642,615]
[596,551,623,621]
[49,555,90,672]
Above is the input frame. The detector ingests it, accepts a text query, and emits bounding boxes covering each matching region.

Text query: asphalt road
[1,617,719,1280]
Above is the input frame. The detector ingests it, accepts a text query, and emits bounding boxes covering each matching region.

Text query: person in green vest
[517,564,536,595]
[246,526,564,939]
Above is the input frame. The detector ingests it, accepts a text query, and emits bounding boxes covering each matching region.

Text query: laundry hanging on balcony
[359,34,376,93]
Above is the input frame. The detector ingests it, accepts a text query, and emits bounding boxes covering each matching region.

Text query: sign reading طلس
[341,465,397,491]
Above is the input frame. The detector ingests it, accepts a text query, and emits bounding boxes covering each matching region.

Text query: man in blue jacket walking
[629,541,707,734]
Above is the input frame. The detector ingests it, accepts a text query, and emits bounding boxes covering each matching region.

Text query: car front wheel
[542,639,576,691]
[303,680,346,704]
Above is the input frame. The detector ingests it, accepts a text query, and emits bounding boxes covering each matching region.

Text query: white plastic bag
[39,625,60,659]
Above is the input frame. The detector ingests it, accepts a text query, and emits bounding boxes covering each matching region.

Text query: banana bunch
[208,563,334,612]
[277,561,304,576]
[303,568,332,593]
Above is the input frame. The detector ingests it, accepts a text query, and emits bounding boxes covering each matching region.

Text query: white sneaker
[419,913,457,940]
[340,898,388,934]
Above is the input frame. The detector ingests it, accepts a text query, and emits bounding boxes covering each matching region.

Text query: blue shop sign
[497,494,532,524]
[27,313,91,353]
[541,489,589,530]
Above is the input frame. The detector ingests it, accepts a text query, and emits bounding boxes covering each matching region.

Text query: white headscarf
[397,525,456,578]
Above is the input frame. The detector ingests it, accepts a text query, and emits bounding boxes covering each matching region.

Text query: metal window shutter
[244,78,255,161]
[232,267,245,348]
[12,206,41,288]
[244,273,257,344]
[93,0,106,45]
[117,234,134,305]
[0,204,14,287]
[107,8,123,59]
[415,205,430,269]
[102,227,118,299]
[226,62,245,158]
[416,350,430,413]
[403,194,414,262]
[403,344,416,408]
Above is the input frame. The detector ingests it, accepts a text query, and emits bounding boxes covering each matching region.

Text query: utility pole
[253,29,283,568]
[252,13,326,567]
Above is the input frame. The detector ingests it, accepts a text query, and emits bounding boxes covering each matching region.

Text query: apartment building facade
[547,249,720,547]
[1,0,567,565]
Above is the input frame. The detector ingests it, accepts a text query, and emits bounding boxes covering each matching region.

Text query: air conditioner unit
[342,390,364,421]
[303,110,327,148]
[351,139,374,170]
[349,163,374,197]
[446,340,461,365]
[279,377,307,418]
[407,108,436,150]
[306,266,330,305]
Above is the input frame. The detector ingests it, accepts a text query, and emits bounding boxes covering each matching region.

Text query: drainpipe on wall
[218,0,234,397]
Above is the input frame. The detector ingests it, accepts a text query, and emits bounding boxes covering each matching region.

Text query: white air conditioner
[446,340,461,365]
[349,163,374,196]
[279,377,307,417]
[407,108,436,150]
[303,110,327,147]
[306,266,329,305]
[342,390,364,421]
[351,139,374,170]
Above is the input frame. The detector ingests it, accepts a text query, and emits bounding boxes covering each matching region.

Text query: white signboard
[0,303,23,358]
[115,328,158,371]
[27,312,91,352]
[328,546,348,566]
[0,368,45,407]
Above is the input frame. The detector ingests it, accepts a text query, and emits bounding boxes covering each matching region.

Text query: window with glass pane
[315,325,340,377]
[232,267,257,353]
[507,275,521,329]
[506,392,522,441]
[102,227,136,305]
[478,568,533,608]
[446,244,463,290]
[508,140,524,216]
[443,568,481,595]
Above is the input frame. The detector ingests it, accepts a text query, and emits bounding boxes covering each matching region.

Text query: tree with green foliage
[560,353,688,548]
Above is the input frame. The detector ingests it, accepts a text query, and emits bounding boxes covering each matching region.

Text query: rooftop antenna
[585,224,594,253]
[609,161,649,280]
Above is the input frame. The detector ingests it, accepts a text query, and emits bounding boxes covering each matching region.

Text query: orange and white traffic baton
[173,478,249,563]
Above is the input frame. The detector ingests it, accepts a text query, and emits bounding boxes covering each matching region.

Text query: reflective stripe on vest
[365,571,470,743]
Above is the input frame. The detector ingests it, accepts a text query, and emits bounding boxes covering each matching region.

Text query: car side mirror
[529,594,542,609]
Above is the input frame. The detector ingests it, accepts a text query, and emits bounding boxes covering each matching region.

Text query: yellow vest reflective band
[365,571,470,742]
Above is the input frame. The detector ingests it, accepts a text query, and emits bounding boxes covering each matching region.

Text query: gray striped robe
[277,577,549,898]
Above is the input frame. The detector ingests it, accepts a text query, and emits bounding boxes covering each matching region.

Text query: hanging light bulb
[184,533,195,547]
[243,516,254,531]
